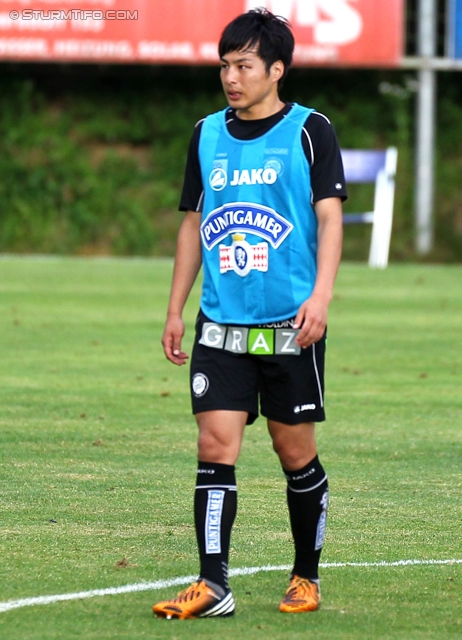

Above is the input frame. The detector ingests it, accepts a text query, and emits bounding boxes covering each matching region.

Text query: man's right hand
[161,316,189,365]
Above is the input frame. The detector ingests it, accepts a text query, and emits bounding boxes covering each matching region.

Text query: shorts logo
[293,403,316,413]
[192,372,209,397]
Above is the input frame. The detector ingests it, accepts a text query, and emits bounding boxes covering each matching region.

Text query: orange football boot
[153,579,235,619]
[279,575,321,613]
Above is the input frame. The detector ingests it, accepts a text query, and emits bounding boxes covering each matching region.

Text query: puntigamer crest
[219,233,268,277]
[200,202,293,250]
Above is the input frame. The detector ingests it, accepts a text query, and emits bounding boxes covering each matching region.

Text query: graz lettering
[199,322,301,356]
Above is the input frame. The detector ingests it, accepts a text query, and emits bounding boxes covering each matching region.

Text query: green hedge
[0,65,461,261]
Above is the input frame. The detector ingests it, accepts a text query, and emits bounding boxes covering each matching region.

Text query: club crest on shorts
[192,372,209,397]
[219,234,268,277]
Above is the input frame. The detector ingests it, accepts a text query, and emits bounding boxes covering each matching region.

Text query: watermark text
[9,9,138,21]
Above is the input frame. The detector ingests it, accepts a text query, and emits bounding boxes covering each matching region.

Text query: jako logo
[230,167,278,186]
[246,0,363,45]
[293,403,316,413]
[209,168,227,191]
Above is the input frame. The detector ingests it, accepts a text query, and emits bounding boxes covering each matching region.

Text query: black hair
[218,8,294,88]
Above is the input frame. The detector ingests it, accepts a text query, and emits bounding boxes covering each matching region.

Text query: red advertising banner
[0,0,404,67]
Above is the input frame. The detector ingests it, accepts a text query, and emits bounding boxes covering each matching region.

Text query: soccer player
[153,8,346,619]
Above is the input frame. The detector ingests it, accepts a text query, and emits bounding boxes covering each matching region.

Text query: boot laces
[286,577,313,601]
[174,581,205,603]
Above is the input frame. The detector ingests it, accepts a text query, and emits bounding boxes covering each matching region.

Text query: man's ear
[270,60,284,84]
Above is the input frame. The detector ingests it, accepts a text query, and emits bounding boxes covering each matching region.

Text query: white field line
[1,558,461,614]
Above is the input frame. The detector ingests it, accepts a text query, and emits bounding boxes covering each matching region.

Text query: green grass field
[0,257,461,639]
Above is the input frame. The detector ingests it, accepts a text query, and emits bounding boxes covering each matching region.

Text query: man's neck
[236,97,286,121]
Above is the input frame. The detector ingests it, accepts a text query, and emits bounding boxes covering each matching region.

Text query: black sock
[284,455,329,581]
[194,461,237,592]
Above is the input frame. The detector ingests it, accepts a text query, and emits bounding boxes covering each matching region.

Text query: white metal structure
[341,147,398,269]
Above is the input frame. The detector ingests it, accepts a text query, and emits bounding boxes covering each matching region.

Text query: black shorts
[190,311,326,425]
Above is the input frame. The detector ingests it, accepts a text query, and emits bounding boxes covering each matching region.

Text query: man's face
[220,48,282,119]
